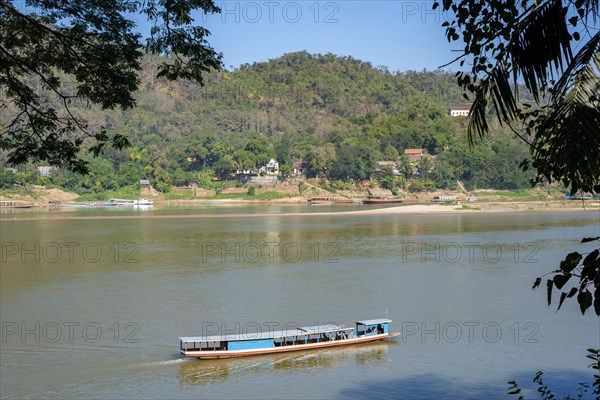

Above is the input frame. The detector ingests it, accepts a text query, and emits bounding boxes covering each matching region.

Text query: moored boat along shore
[1,201,597,222]
[1,181,596,207]
[1,184,598,220]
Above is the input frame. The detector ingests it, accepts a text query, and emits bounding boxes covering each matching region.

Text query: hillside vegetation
[0,51,539,198]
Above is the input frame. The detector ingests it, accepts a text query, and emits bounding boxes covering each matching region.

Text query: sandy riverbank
[1,201,597,222]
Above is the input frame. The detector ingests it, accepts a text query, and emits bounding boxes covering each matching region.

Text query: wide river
[1,206,598,399]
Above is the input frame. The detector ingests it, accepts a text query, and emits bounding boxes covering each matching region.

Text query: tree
[80,155,116,191]
[245,137,273,167]
[232,149,256,171]
[213,156,236,180]
[382,144,399,161]
[307,144,336,178]
[0,0,222,172]
[116,161,144,188]
[330,142,377,181]
[0,166,16,188]
[379,165,403,192]
[417,156,433,179]
[152,166,171,192]
[435,0,599,195]
[397,155,413,179]
[438,0,600,315]
[194,168,214,190]
[275,137,291,167]
[408,178,435,192]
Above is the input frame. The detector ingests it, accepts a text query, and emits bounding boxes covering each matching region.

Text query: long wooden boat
[431,195,457,202]
[103,198,154,206]
[66,201,99,208]
[362,195,404,204]
[308,197,355,205]
[0,200,34,209]
[179,319,399,359]
[565,194,593,200]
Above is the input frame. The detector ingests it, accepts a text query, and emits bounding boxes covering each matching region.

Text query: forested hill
[121,50,467,141]
[2,51,535,195]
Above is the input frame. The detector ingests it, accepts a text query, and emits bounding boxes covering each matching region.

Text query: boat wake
[137,358,187,368]
[153,358,187,366]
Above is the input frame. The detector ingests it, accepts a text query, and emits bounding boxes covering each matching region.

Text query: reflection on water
[0,203,368,219]
[179,341,391,386]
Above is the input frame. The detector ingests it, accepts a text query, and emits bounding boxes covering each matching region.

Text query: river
[1,207,598,399]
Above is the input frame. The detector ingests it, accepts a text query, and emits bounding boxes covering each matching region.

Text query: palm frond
[468,81,490,143]
[490,64,519,123]
[582,0,600,23]
[534,53,600,193]
[469,64,520,143]
[553,31,600,102]
[509,0,573,102]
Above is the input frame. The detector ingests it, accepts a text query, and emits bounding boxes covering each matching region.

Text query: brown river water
[1,206,598,398]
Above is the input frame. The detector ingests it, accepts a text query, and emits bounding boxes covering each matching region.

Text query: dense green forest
[0,51,536,197]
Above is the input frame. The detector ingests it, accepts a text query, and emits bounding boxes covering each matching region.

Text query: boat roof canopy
[179,324,353,343]
[355,319,392,326]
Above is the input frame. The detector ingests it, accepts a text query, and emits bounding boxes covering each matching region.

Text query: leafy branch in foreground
[532,237,600,316]
[435,0,600,195]
[507,349,600,399]
[0,0,222,173]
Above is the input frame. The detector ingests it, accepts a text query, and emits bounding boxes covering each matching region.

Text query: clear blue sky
[192,1,460,72]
